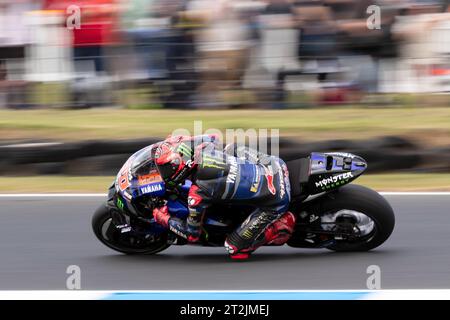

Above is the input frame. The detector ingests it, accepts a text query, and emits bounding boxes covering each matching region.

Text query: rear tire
[325,184,395,252]
[92,204,170,255]
[315,184,395,251]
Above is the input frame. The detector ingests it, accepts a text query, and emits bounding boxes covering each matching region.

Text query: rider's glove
[187,235,200,243]
[153,205,170,228]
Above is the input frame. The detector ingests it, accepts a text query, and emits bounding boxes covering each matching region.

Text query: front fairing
[114,145,160,199]
[113,145,191,218]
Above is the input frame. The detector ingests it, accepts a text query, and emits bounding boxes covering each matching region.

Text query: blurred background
[0,0,449,192]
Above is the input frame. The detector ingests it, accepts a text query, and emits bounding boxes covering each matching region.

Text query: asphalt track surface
[0,193,449,290]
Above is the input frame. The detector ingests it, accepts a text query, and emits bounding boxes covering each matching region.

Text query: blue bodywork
[129,179,191,219]
[308,152,367,194]
[166,198,189,219]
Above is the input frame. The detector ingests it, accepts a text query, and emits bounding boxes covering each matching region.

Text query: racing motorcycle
[92,144,395,255]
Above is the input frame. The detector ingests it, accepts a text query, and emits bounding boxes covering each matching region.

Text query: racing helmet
[154,138,195,184]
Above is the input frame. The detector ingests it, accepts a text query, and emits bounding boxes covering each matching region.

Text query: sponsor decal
[122,190,132,200]
[188,195,202,207]
[120,227,132,233]
[185,159,195,168]
[140,183,164,194]
[201,154,227,169]
[315,172,354,188]
[173,160,195,181]
[116,224,132,233]
[242,229,253,239]
[202,162,225,169]
[224,241,235,254]
[188,185,202,207]
[282,163,291,197]
[279,165,286,199]
[138,172,162,186]
[282,164,289,178]
[170,226,188,239]
[263,165,276,195]
[248,213,270,233]
[279,179,285,198]
[116,197,125,211]
[226,157,238,184]
[328,152,355,158]
[177,143,193,158]
[250,170,260,193]
[155,142,174,159]
[117,158,133,191]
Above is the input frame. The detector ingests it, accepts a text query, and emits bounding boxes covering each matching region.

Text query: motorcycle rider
[152,134,296,259]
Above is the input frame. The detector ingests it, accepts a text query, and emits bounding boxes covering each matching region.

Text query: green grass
[0,174,448,193]
[0,176,114,193]
[357,174,450,191]
[0,107,449,145]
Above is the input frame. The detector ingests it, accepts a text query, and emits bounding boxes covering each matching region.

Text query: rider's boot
[224,211,296,260]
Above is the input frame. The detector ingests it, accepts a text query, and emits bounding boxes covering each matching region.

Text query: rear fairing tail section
[306,152,367,194]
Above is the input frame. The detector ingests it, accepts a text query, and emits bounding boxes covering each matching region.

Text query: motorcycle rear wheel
[289,184,395,251]
[323,184,395,251]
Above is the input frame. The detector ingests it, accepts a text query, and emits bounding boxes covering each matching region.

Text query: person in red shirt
[44,0,120,73]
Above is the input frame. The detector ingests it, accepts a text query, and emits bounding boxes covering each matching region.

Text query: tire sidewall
[92,203,170,255]
[318,184,395,251]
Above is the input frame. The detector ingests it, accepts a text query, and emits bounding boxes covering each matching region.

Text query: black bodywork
[106,152,368,248]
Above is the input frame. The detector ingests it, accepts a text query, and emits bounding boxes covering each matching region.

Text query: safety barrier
[1,135,447,176]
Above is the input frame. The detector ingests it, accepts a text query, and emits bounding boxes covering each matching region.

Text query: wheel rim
[321,209,376,240]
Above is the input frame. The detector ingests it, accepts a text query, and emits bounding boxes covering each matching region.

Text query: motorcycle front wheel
[92,204,171,255]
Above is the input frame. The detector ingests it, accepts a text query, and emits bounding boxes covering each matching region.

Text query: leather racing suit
[152,135,296,259]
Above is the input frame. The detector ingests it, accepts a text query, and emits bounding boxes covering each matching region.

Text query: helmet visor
[157,161,178,181]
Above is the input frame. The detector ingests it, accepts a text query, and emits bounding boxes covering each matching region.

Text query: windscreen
[130,144,158,177]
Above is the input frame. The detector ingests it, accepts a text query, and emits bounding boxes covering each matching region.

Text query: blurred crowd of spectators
[0,0,449,109]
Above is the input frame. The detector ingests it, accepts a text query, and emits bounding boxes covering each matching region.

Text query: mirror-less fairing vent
[326,156,334,171]
[354,161,366,167]
[343,157,353,170]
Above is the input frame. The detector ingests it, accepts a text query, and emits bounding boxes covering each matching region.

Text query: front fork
[107,201,133,234]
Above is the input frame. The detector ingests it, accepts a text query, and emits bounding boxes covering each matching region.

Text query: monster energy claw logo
[177,143,192,158]
[242,230,253,239]
[315,172,354,188]
[116,198,125,210]
[202,155,226,169]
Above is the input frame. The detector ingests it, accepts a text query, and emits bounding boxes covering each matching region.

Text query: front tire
[92,204,170,255]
